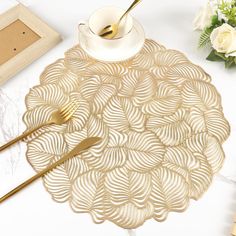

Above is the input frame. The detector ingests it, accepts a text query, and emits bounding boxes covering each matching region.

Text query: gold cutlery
[0,137,101,203]
[99,0,142,39]
[0,102,77,152]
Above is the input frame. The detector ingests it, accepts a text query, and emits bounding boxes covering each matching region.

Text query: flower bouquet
[194,0,236,68]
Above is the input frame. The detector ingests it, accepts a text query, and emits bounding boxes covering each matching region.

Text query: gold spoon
[99,0,142,39]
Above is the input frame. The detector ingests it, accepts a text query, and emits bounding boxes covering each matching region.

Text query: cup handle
[78,22,93,38]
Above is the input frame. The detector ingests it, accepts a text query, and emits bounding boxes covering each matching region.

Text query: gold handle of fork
[0,121,53,152]
[119,0,142,23]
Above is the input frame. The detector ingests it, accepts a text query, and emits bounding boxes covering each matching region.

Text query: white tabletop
[0,0,236,235]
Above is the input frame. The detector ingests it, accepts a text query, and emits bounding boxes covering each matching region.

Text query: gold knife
[0,137,101,204]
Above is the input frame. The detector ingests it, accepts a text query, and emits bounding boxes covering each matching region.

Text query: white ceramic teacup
[78,6,145,62]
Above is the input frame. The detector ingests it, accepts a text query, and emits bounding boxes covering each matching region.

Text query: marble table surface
[0,0,236,235]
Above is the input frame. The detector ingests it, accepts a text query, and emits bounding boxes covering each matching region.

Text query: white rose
[193,3,215,31]
[210,23,236,56]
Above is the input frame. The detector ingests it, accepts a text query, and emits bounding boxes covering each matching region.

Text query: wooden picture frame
[0,4,61,85]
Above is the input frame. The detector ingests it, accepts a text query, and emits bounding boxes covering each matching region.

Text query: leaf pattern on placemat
[149,50,189,78]
[188,153,212,200]
[184,133,225,174]
[141,81,182,116]
[26,132,67,172]
[64,44,95,74]
[147,109,191,146]
[80,129,128,172]
[130,39,166,70]
[105,167,152,207]
[85,62,128,89]
[106,202,154,229]
[43,157,90,203]
[71,171,105,223]
[23,39,230,229]
[103,96,145,133]
[40,59,80,93]
[118,70,156,106]
[26,84,69,110]
[79,77,117,114]
[150,167,189,222]
[166,63,211,86]
[187,107,230,143]
[125,131,164,172]
[163,146,201,181]
[182,80,222,111]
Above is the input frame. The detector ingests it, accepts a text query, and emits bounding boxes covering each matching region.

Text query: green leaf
[214,51,227,60]
[207,49,236,68]
[225,60,234,68]
[206,50,224,61]
[206,49,236,69]
[225,57,236,68]
[198,28,212,48]
[211,15,221,27]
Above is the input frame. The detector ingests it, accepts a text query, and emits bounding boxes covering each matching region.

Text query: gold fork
[0,102,77,152]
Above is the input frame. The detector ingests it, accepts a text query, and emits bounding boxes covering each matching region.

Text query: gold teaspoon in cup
[99,0,142,39]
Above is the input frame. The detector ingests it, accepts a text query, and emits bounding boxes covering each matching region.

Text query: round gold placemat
[23,39,230,229]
